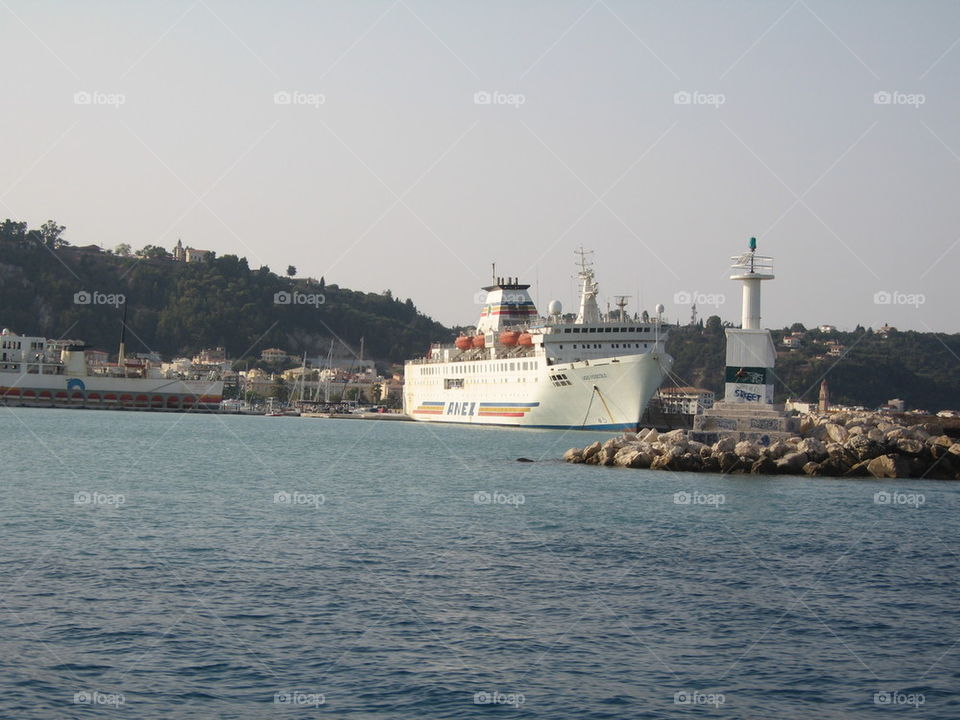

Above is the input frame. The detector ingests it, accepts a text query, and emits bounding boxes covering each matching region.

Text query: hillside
[667,317,960,412]
[0,220,450,363]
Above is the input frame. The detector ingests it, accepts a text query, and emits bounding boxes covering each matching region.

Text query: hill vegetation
[0,220,450,364]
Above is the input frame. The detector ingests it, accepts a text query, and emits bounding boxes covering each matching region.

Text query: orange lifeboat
[518,333,534,347]
[455,335,472,351]
[472,334,486,349]
[499,331,519,347]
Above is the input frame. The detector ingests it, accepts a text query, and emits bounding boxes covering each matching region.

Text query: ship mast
[118,303,127,376]
[613,295,631,323]
[574,247,600,324]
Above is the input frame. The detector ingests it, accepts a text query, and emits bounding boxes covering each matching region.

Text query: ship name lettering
[446,402,476,416]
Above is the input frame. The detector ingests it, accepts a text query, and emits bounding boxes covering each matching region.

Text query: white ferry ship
[0,328,223,411]
[403,251,672,430]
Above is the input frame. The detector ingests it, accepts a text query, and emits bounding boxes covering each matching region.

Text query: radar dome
[655,303,665,314]
[548,300,562,315]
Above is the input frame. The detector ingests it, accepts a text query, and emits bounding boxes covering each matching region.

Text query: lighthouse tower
[723,238,777,405]
[693,237,799,444]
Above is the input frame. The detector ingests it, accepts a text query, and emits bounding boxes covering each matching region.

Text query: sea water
[0,408,956,718]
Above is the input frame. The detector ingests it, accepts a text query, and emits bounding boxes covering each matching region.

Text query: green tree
[136,245,171,259]
[286,265,296,277]
[115,243,132,257]
[39,220,67,248]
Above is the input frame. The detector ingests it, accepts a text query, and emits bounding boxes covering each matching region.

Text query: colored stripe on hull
[414,418,637,431]
[477,401,538,418]
[413,401,445,415]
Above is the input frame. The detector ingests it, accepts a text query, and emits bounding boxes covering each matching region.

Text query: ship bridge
[475,278,538,334]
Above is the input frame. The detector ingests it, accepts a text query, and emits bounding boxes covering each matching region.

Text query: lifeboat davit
[499,331,519,347]
[472,334,486,349]
[455,335,472,351]
[518,332,534,347]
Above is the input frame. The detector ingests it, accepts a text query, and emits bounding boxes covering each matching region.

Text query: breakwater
[564,411,960,479]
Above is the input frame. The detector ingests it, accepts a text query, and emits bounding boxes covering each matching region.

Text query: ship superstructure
[403,250,672,430]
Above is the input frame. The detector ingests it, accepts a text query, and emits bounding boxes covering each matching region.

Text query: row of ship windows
[562,327,651,334]
[549,372,572,387]
[557,344,647,350]
[441,377,537,387]
[420,361,537,375]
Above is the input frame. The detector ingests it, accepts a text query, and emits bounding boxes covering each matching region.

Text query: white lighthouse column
[724,238,776,405]
[741,277,762,329]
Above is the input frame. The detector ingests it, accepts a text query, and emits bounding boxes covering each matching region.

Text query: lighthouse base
[691,401,800,446]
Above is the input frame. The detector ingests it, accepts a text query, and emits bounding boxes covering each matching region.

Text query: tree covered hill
[0,220,450,363]
[667,317,960,412]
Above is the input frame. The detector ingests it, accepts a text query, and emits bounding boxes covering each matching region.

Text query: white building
[657,386,715,415]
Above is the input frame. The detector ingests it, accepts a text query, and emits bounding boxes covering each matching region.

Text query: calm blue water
[0,408,957,719]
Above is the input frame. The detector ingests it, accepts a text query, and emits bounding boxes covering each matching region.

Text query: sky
[1,0,958,333]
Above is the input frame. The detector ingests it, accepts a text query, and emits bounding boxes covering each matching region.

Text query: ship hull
[0,374,223,412]
[404,352,670,431]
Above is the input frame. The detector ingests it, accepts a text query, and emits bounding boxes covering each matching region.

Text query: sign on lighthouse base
[724,328,777,404]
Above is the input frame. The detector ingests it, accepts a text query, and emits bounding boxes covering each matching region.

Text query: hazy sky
[2,0,958,332]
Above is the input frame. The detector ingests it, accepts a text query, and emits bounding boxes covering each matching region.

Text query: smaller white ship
[0,327,223,412]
